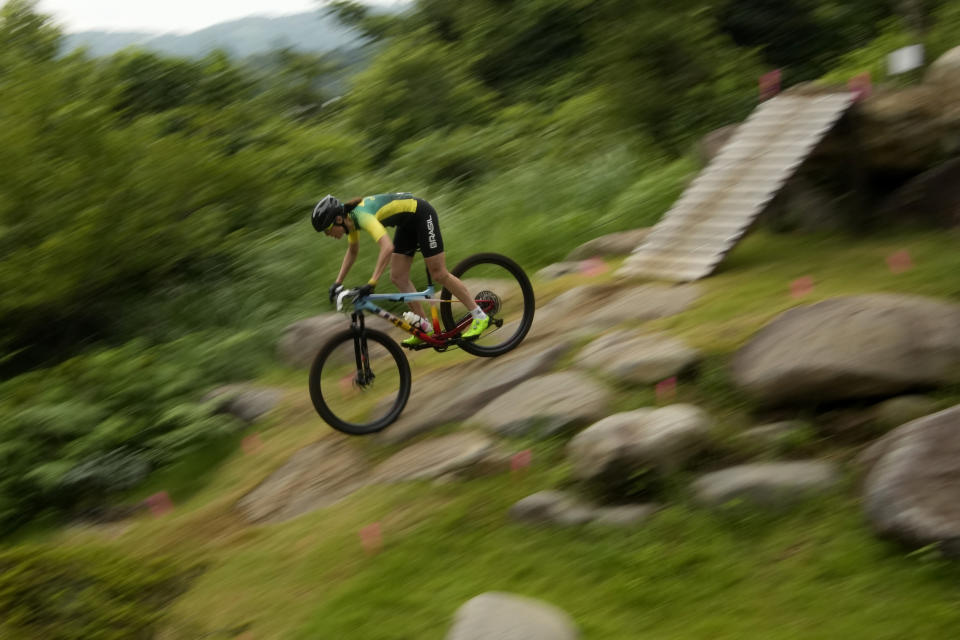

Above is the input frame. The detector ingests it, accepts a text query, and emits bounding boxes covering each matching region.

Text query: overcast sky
[37,0,400,33]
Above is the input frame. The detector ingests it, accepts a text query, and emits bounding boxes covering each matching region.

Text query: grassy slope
[15,229,960,639]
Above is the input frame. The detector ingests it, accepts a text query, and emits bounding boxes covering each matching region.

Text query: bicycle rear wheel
[440,252,535,357]
[309,328,411,435]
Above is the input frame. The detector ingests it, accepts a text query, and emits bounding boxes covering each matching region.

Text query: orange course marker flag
[790,276,814,299]
[359,522,383,555]
[886,250,913,274]
[656,377,677,403]
[144,491,174,517]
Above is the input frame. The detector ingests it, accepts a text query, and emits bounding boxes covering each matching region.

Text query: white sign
[888,44,925,75]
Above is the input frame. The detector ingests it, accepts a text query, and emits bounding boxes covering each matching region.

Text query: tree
[0,0,61,65]
[344,35,496,159]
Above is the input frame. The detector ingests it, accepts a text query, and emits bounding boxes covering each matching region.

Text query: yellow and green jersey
[347,193,419,245]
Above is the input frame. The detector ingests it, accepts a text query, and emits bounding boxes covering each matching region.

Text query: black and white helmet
[311,194,344,232]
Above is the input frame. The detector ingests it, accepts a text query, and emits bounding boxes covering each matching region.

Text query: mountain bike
[309,252,535,435]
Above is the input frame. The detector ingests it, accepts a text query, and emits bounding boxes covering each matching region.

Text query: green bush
[0,334,262,534]
[0,545,197,639]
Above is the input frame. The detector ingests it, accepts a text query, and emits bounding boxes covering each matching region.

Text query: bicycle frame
[335,261,498,350]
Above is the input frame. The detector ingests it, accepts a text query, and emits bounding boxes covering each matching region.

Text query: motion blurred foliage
[0,544,196,638]
[0,0,950,533]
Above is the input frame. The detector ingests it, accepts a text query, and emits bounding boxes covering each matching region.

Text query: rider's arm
[335,242,359,284]
[369,234,393,286]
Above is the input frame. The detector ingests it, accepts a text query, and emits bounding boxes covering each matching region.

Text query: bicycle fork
[351,312,374,387]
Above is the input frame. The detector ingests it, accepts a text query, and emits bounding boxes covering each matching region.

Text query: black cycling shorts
[392,198,445,258]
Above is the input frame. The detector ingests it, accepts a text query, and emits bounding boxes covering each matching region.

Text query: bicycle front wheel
[440,252,535,357]
[309,328,411,435]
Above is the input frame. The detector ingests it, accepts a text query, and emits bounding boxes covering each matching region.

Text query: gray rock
[534,283,700,340]
[509,490,657,528]
[446,592,579,640]
[693,461,841,507]
[926,45,960,89]
[577,330,700,384]
[739,421,809,447]
[731,295,960,405]
[863,405,960,554]
[564,228,651,261]
[372,432,500,482]
[376,341,573,444]
[871,395,941,430]
[466,371,613,438]
[509,491,595,526]
[567,405,713,488]
[277,314,347,368]
[857,83,960,172]
[592,504,659,527]
[204,384,283,424]
[236,439,369,523]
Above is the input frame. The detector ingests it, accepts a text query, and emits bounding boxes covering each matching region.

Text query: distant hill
[63,11,370,58]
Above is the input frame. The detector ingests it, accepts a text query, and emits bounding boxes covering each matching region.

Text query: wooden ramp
[617,93,856,282]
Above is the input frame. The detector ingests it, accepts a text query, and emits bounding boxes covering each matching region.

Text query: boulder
[533,283,700,341]
[466,371,613,438]
[236,440,369,523]
[731,295,960,405]
[857,84,960,172]
[567,405,713,491]
[277,314,347,368]
[577,330,700,385]
[564,228,651,261]
[926,45,960,90]
[738,421,811,449]
[692,461,841,507]
[509,490,658,528]
[446,592,579,640]
[862,405,960,554]
[203,384,283,424]
[876,157,960,228]
[376,341,572,444]
[509,491,595,527]
[372,432,501,482]
[871,395,941,430]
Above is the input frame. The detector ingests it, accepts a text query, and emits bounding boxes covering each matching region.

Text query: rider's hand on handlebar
[328,282,343,303]
[355,283,375,299]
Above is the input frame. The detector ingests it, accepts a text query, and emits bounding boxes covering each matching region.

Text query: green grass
[7,228,960,639]
[648,230,960,354]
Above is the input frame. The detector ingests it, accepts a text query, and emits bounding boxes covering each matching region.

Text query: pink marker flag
[849,72,872,101]
[886,250,913,274]
[655,377,677,403]
[759,69,781,101]
[790,276,814,299]
[144,491,174,517]
[579,257,609,277]
[359,522,383,555]
[511,449,532,473]
[242,433,263,455]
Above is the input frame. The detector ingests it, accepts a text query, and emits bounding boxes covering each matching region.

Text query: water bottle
[402,311,427,331]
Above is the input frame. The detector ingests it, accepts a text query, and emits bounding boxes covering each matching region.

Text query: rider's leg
[389,253,427,320]
[426,254,489,339]
[424,253,478,313]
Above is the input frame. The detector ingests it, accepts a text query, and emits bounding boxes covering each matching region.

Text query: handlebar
[335,288,368,312]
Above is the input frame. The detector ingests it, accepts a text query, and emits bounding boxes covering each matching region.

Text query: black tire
[440,252,535,357]
[309,328,411,435]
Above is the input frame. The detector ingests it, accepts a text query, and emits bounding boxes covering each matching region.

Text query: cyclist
[312,193,489,345]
